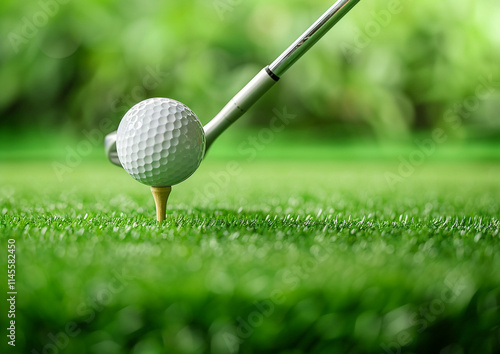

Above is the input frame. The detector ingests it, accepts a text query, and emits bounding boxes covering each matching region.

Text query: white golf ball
[116,97,206,187]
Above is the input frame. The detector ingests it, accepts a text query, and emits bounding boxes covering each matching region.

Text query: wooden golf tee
[150,186,172,223]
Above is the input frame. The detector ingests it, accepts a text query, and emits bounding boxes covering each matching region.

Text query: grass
[1,137,500,354]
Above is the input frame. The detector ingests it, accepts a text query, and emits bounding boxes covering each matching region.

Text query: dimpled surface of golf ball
[116,98,205,187]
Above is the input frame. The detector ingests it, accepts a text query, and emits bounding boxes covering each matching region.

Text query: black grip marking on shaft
[265,66,280,82]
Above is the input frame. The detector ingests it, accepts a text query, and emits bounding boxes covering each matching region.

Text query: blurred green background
[1,0,499,145]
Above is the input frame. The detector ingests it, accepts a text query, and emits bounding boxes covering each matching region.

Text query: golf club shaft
[204,0,360,149]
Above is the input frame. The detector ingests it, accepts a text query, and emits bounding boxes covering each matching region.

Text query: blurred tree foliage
[0,0,499,140]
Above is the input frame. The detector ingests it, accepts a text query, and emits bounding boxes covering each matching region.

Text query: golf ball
[116,98,206,187]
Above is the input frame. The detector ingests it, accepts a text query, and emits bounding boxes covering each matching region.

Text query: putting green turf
[1,143,500,353]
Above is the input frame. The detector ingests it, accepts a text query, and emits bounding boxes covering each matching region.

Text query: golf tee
[150,186,172,223]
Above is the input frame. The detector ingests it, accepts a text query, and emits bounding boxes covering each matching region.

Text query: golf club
[105,0,361,166]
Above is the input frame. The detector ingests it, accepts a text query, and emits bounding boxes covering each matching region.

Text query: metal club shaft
[269,0,361,77]
[204,0,360,149]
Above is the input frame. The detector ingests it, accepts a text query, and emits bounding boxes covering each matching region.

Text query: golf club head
[105,131,121,166]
